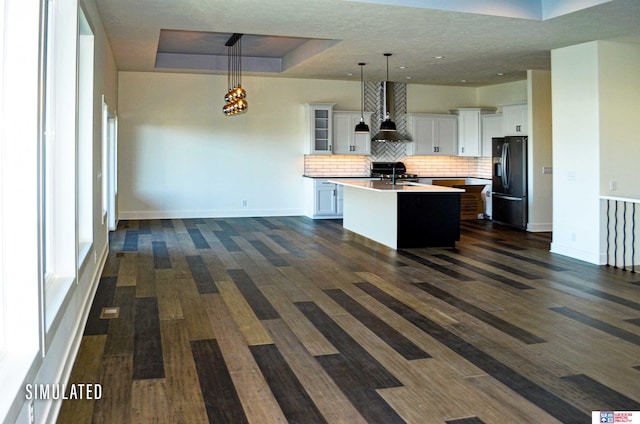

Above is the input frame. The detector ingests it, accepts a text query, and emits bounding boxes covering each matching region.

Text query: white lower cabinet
[304,178,344,219]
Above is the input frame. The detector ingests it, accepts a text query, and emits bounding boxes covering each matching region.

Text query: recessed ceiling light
[497,72,505,76]
[405,76,412,80]
[433,56,445,59]
[347,73,353,76]
[398,66,407,69]
[460,79,467,83]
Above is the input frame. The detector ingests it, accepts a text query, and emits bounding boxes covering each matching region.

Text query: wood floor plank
[133,297,165,380]
[324,288,431,360]
[226,269,280,320]
[191,338,249,424]
[56,335,107,423]
[116,252,137,287]
[91,355,133,424]
[155,270,184,321]
[103,286,136,357]
[131,379,171,424]
[262,319,367,424]
[354,281,591,424]
[202,294,288,424]
[135,240,156,298]
[160,320,209,423]
[260,285,339,356]
[216,280,273,346]
[185,255,218,294]
[250,344,327,424]
[178,279,217,341]
[413,282,545,345]
[84,276,118,336]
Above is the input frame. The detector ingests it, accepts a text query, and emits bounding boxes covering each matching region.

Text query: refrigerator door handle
[503,142,511,190]
[500,142,508,189]
[493,194,524,201]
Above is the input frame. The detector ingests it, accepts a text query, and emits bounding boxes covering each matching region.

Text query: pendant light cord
[360,64,365,119]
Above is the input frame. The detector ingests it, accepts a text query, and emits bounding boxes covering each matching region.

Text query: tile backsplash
[304,155,491,179]
[303,155,370,177]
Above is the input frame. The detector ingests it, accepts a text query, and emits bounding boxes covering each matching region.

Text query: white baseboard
[527,222,552,232]
[550,241,605,265]
[118,208,304,220]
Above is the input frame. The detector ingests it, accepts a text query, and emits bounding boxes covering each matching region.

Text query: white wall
[118,73,363,219]
[527,70,553,232]
[408,84,477,113]
[598,42,640,199]
[550,40,640,264]
[478,80,527,108]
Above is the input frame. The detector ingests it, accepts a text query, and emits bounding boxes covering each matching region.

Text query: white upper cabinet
[405,114,458,156]
[333,111,373,155]
[452,108,497,156]
[502,103,528,136]
[305,103,335,154]
[481,113,504,157]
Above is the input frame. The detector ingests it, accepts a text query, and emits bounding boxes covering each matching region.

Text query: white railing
[601,196,639,272]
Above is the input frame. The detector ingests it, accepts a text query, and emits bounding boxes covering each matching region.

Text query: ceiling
[94,0,640,87]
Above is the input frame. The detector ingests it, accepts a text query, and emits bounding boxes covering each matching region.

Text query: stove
[370,162,419,182]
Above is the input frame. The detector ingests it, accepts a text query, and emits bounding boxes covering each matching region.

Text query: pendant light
[354,62,370,133]
[379,53,396,131]
[223,33,248,116]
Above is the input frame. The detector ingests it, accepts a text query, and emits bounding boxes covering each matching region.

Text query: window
[0,0,6,358]
[42,0,78,331]
[77,8,94,265]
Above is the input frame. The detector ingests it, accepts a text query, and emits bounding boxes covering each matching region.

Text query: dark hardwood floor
[57,217,640,424]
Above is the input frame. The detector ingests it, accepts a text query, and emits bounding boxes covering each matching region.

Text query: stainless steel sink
[387,181,422,186]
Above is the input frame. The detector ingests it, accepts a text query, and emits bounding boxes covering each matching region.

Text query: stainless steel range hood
[371,81,410,143]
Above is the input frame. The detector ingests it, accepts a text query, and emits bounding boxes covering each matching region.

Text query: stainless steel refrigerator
[492,136,527,230]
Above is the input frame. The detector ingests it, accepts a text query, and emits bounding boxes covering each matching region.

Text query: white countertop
[330,179,465,193]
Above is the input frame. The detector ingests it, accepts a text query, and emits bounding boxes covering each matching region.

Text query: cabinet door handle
[461,146,465,153]
[329,144,332,151]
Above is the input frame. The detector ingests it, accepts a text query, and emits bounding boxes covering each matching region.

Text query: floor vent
[100,307,120,319]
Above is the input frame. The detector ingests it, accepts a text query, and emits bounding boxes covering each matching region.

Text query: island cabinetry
[405,114,457,156]
[451,108,497,156]
[305,103,335,154]
[333,180,463,248]
[481,113,503,157]
[397,192,460,247]
[333,111,373,154]
[502,103,528,136]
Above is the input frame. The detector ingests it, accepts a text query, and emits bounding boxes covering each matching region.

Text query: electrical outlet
[241,200,247,207]
[609,180,617,191]
[542,166,552,175]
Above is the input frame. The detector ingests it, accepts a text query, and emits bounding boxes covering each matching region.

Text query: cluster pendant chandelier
[223,33,248,116]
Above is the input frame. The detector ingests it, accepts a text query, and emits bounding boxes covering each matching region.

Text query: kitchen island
[330,180,464,249]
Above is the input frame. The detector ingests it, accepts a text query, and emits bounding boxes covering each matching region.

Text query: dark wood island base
[397,192,461,248]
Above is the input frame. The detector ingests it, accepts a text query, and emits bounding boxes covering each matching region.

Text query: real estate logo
[594,411,637,423]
